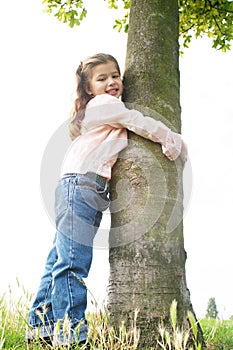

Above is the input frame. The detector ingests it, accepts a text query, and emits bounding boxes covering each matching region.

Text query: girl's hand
[180,141,188,167]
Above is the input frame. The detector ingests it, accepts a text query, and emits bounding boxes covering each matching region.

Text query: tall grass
[157,300,203,350]
[200,318,233,350]
[0,282,33,349]
[0,282,233,349]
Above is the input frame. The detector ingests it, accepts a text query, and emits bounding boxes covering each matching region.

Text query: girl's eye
[113,75,119,79]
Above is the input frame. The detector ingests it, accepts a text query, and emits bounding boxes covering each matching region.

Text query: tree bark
[108,0,203,348]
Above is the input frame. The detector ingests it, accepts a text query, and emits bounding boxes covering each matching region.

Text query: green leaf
[170,300,177,331]
[104,0,118,9]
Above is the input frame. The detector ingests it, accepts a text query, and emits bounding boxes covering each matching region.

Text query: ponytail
[69,62,92,140]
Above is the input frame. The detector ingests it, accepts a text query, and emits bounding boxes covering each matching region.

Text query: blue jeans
[27,174,110,345]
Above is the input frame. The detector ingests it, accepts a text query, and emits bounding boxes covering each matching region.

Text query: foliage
[206,297,218,319]
[42,0,87,28]
[179,0,233,51]
[41,0,233,51]
[106,0,130,33]
[1,286,233,350]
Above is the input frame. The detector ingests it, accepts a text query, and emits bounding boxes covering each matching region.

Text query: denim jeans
[27,174,110,345]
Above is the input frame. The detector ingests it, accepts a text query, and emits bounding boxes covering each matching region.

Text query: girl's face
[87,61,123,98]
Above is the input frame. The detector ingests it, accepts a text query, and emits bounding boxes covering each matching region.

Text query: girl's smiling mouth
[106,88,119,96]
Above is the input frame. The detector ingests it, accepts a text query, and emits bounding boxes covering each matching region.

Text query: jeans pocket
[76,175,110,212]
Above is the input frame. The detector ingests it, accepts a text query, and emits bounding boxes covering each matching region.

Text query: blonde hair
[69,53,121,140]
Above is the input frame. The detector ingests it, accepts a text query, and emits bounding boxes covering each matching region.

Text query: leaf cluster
[104,0,130,33]
[42,0,87,27]
[42,0,233,51]
[179,0,233,51]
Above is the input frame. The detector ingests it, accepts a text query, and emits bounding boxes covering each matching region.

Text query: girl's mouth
[106,88,119,96]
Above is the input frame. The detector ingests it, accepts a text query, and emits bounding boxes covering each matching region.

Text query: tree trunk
[108,0,203,348]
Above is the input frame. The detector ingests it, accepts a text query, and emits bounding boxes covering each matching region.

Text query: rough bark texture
[108,0,203,348]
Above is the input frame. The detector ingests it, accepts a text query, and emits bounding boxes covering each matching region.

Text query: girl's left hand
[180,141,188,167]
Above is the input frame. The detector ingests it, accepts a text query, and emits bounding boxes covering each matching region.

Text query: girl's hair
[69,53,121,140]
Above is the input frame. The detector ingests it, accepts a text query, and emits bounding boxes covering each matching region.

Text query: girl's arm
[85,94,187,164]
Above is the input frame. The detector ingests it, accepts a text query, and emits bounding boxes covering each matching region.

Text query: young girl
[27,53,187,348]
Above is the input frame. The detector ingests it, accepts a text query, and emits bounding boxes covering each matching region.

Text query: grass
[0,284,33,349]
[0,284,233,350]
[200,318,233,350]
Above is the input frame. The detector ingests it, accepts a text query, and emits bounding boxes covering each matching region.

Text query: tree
[42,0,233,347]
[206,297,218,318]
[108,0,201,347]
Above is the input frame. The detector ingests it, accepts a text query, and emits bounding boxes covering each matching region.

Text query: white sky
[0,0,233,320]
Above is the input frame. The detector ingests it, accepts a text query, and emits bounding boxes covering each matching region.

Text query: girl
[27,53,187,348]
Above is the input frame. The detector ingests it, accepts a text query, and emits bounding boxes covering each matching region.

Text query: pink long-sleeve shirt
[61,94,182,180]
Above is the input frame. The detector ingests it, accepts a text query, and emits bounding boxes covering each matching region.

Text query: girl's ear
[85,84,93,96]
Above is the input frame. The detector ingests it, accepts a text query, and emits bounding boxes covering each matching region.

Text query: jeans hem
[26,324,54,340]
[52,323,88,346]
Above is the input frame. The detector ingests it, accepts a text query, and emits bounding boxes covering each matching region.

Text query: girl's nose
[107,77,115,85]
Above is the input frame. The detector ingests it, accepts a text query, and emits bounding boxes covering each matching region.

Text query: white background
[0,0,232,319]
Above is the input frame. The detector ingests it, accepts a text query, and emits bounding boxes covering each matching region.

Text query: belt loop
[75,173,79,186]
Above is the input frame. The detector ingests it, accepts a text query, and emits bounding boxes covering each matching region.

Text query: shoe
[79,340,91,349]
[26,336,53,347]
[58,341,90,349]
